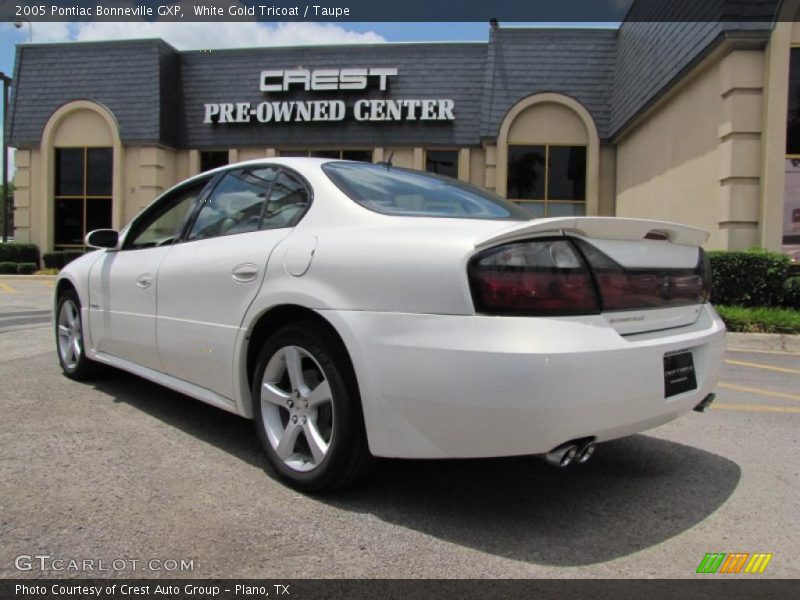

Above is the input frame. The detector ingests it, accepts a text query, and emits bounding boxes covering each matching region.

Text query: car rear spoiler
[475,217,709,250]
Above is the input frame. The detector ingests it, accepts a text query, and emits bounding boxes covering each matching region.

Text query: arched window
[496,93,599,217]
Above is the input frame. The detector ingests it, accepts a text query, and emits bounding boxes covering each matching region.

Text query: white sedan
[55,158,725,491]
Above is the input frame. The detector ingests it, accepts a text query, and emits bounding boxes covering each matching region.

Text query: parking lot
[0,276,798,578]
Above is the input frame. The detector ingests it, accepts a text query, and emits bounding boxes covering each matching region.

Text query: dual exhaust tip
[545,439,596,468]
[545,393,716,468]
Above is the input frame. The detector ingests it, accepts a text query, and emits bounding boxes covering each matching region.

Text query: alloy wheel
[57,299,82,370]
[260,345,334,472]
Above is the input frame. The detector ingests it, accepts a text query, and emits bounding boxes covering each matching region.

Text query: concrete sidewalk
[726,332,800,354]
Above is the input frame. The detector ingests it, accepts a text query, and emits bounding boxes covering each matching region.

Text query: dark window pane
[278,150,309,157]
[310,150,340,159]
[425,150,458,178]
[55,148,84,196]
[341,150,372,162]
[323,161,530,220]
[507,146,545,199]
[788,49,800,154]
[86,198,112,233]
[516,201,545,217]
[54,199,84,245]
[189,167,278,240]
[548,202,586,217]
[200,151,229,173]
[86,148,113,196]
[548,146,586,200]
[261,171,310,230]
[783,158,800,246]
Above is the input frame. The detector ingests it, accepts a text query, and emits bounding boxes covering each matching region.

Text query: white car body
[57,158,725,465]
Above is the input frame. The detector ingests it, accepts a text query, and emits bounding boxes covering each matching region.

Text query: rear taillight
[574,240,709,311]
[468,239,599,315]
[469,239,710,316]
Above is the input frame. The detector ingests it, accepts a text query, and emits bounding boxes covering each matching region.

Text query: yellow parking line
[713,402,800,414]
[0,282,17,293]
[39,280,54,288]
[718,382,800,402]
[725,359,800,375]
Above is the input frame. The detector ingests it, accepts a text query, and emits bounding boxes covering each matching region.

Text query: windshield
[322,161,531,220]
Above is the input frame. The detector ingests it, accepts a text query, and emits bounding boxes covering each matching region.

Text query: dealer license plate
[663,351,697,398]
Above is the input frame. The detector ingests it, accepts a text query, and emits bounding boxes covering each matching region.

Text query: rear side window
[260,171,310,231]
[322,161,529,220]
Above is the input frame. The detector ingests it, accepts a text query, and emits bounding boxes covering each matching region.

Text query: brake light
[574,240,710,311]
[468,239,599,315]
[469,239,710,316]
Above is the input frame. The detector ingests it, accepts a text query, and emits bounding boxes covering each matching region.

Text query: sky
[0,20,618,179]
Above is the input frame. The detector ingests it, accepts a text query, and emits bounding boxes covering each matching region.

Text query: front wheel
[56,289,101,380]
[252,322,373,492]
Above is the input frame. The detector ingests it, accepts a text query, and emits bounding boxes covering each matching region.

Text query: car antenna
[379,152,394,170]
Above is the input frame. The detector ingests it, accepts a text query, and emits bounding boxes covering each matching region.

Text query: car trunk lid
[474,217,710,335]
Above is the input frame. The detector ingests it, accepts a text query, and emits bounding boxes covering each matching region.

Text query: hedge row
[708,249,791,308]
[0,243,39,265]
[0,261,38,274]
[42,251,85,270]
[785,277,800,310]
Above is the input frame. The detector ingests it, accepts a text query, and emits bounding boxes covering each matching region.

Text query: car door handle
[232,263,259,283]
[136,273,153,289]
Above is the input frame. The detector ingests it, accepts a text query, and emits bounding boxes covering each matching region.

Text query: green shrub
[63,250,85,266]
[715,305,800,334]
[784,276,800,310]
[708,249,789,307]
[44,250,85,270]
[42,252,65,270]
[0,242,39,266]
[0,261,17,274]
[16,262,37,275]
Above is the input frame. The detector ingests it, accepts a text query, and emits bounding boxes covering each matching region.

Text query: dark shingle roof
[8,39,178,146]
[481,28,617,139]
[6,2,784,150]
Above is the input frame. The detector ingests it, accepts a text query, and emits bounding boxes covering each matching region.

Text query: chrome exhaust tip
[693,393,716,413]
[575,442,596,464]
[545,443,579,468]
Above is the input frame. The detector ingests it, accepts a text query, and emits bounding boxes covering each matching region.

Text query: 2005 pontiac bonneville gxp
[55,158,725,491]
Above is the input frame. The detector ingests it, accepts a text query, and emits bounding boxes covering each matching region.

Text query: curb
[0,275,56,280]
[726,332,800,354]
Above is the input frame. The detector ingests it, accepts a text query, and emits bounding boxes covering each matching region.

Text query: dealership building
[5,1,800,255]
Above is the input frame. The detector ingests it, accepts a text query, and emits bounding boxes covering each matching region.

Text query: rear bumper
[322,304,726,459]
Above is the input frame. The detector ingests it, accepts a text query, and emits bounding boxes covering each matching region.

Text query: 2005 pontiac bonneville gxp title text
[54,158,725,491]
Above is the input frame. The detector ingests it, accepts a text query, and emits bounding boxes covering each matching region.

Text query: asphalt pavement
[0,276,797,579]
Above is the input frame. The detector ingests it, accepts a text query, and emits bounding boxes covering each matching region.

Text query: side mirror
[85,229,119,250]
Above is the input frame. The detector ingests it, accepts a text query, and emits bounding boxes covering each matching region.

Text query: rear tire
[252,322,373,492]
[56,289,102,381]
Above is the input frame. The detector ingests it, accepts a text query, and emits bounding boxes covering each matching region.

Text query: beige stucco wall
[598,145,616,216]
[122,146,180,223]
[507,102,588,145]
[52,110,113,147]
[11,149,38,247]
[616,49,767,250]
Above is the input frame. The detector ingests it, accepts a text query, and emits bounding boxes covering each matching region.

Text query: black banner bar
[2,579,799,600]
